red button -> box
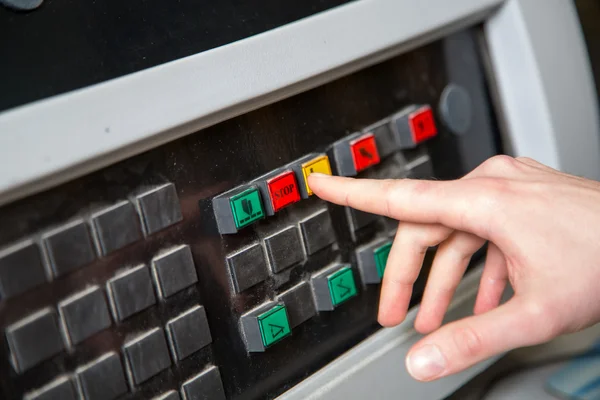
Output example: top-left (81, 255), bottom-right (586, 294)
top-left (409, 106), bottom-right (438, 143)
top-left (267, 171), bottom-right (301, 212)
top-left (350, 133), bottom-right (381, 173)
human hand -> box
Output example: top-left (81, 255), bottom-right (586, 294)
top-left (307, 155), bottom-right (600, 382)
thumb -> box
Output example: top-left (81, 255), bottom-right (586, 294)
top-left (405, 297), bottom-right (555, 381)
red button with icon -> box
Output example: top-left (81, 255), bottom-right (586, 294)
top-left (267, 171), bottom-right (301, 212)
top-left (350, 133), bottom-right (381, 173)
top-left (409, 106), bottom-right (438, 143)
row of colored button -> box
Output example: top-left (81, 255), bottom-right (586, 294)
top-left (239, 234), bottom-right (394, 353)
top-left (240, 263), bottom-right (359, 352)
top-left (212, 104), bottom-right (438, 234)
top-left (213, 152), bottom-right (332, 234)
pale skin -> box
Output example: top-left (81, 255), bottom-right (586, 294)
top-left (307, 155), bottom-right (600, 382)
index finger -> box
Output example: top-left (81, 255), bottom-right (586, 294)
top-left (307, 173), bottom-right (505, 240)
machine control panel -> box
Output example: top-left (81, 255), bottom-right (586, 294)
top-left (0, 27), bottom-right (498, 399)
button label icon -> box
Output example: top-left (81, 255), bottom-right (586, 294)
top-left (257, 304), bottom-right (291, 348)
top-left (335, 280), bottom-right (352, 299)
top-left (350, 133), bottom-right (380, 172)
top-left (241, 198), bottom-right (253, 216)
top-left (269, 324), bottom-right (285, 338)
top-left (374, 241), bottom-right (392, 279)
top-left (409, 106), bottom-right (438, 143)
top-left (327, 267), bottom-right (358, 307)
top-left (301, 155), bottom-right (332, 196)
top-left (267, 171), bottom-right (301, 212)
top-left (229, 188), bottom-right (265, 229)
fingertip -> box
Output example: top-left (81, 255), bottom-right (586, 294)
top-left (308, 172), bottom-right (331, 185)
top-left (306, 173), bottom-right (326, 192)
top-left (377, 305), bottom-right (406, 327)
top-left (377, 314), bottom-right (404, 327)
top-left (307, 173), bottom-right (340, 199)
top-left (378, 280), bottom-right (413, 327)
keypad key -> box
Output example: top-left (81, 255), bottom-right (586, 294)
top-left (152, 245), bottom-right (198, 298)
top-left (24, 376), bottom-right (77, 400)
top-left (135, 183), bottom-right (183, 236)
top-left (42, 219), bottom-right (96, 277)
top-left (240, 301), bottom-right (291, 352)
top-left (181, 366), bottom-right (226, 400)
top-left (166, 305), bottom-right (212, 361)
top-left (75, 352), bottom-right (128, 400)
top-left (276, 281), bottom-right (316, 328)
top-left (390, 105), bottom-right (438, 149)
top-left (154, 391), bottom-right (180, 400)
top-left (365, 119), bottom-right (398, 159)
top-left (356, 238), bottom-right (393, 284)
top-left (311, 263), bottom-right (358, 311)
top-left (298, 209), bottom-right (336, 255)
top-left (0, 239), bottom-right (47, 300)
top-left (253, 169), bottom-right (301, 215)
top-left (226, 244), bottom-right (268, 293)
top-left (5, 307), bottom-right (65, 373)
top-left (289, 153), bottom-right (332, 198)
top-left (345, 207), bottom-right (379, 234)
top-left (212, 185), bottom-right (265, 234)
top-left (263, 227), bottom-right (305, 273)
top-left (107, 264), bottom-right (156, 321)
top-left (91, 201), bottom-right (142, 255)
top-left (123, 328), bottom-right (172, 385)
top-left (58, 286), bottom-right (112, 346)
top-left (330, 132), bottom-right (381, 176)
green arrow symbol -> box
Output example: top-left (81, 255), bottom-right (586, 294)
top-left (269, 324), bottom-right (285, 338)
top-left (336, 279), bottom-right (351, 298)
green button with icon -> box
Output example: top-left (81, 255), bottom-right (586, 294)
top-left (257, 304), bottom-right (291, 347)
top-left (327, 266), bottom-right (358, 307)
top-left (373, 241), bottom-right (392, 279)
top-left (229, 187), bottom-right (265, 229)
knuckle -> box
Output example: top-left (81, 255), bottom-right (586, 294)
top-left (444, 232), bottom-right (481, 257)
top-left (386, 270), bottom-right (416, 289)
top-left (415, 225), bottom-right (448, 249)
top-left (407, 231), bottom-right (431, 254)
top-left (481, 155), bottom-right (518, 173)
top-left (452, 325), bottom-right (484, 359)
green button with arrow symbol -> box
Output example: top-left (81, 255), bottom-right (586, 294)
top-left (257, 304), bottom-right (291, 348)
top-left (327, 266), bottom-right (358, 307)
top-left (374, 241), bottom-right (392, 279)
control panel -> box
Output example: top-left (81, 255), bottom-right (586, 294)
top-left (0, 27), bottom-right (499, 399)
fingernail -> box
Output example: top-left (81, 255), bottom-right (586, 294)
top-left (406, 344), bottom-right (447, 381)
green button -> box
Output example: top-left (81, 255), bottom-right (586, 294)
top-left (257, 304), bottom-right (291, 347)
top-left (327, 267), bottom-right (358, 307)
top-left (374, 242), bottom-right (392, 279)
top-left (230, 187), bottom-right (265, 229)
